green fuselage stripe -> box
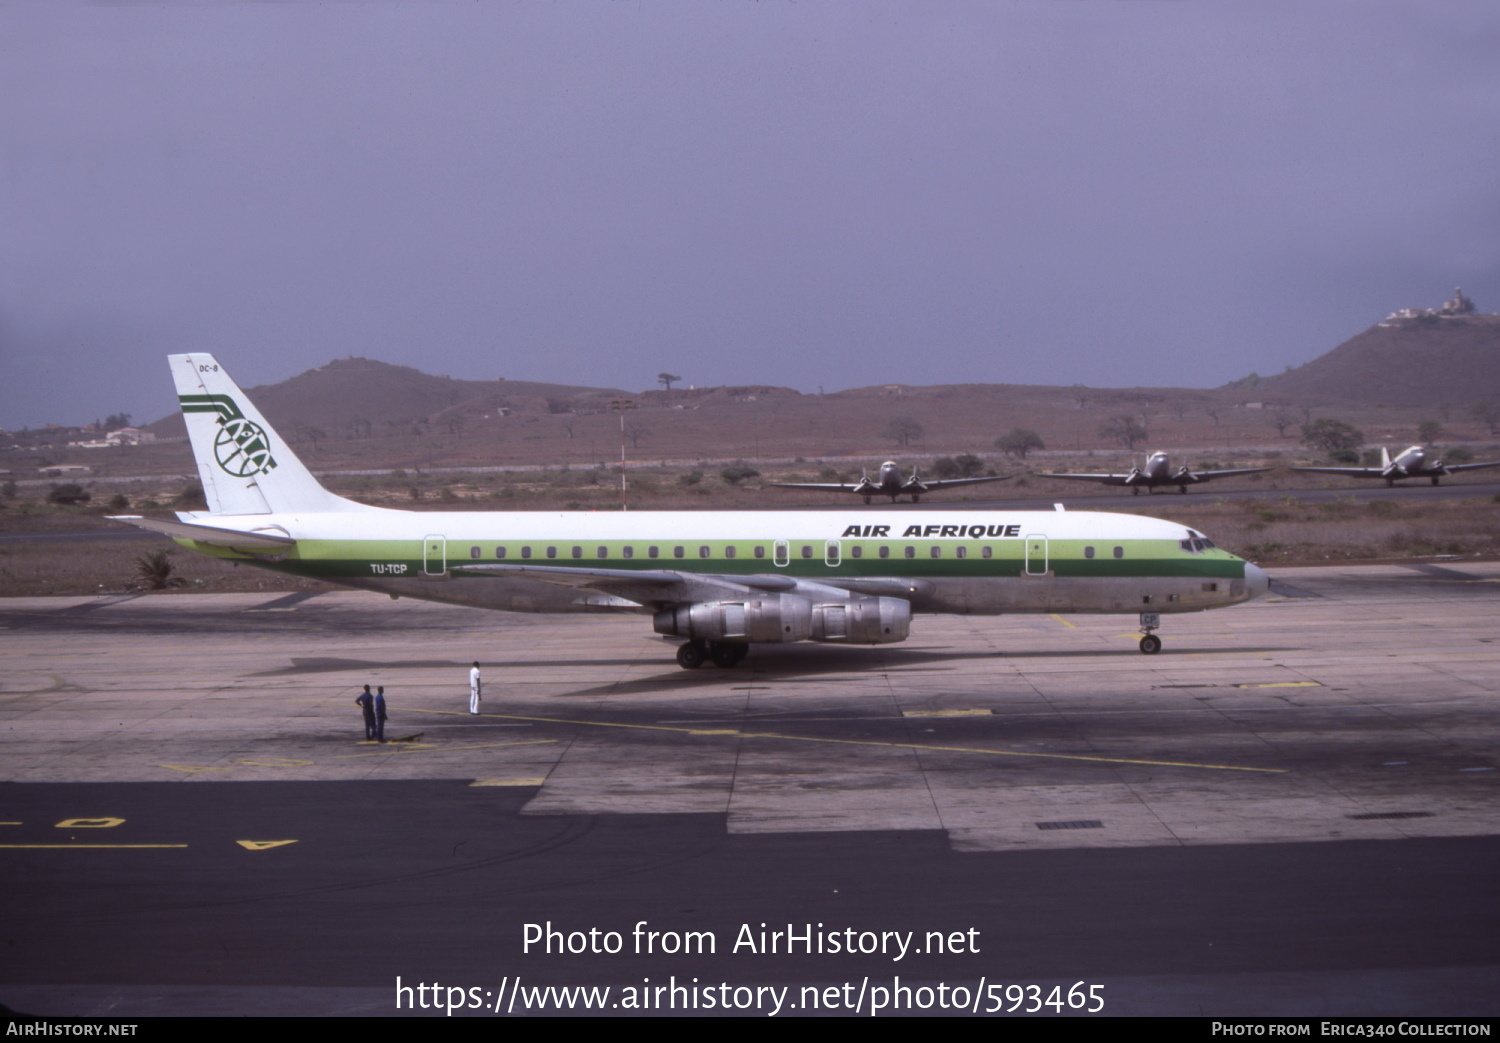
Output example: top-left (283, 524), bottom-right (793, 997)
top-left (182, 537), bottom-right (1246, 581)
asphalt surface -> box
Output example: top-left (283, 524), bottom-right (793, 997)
top-left (2, 563), bottom-right (1498, 1017)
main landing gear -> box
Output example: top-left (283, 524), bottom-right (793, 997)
top-left (676, 640), bottom-right (749, 669)
top-left (1138, 611), bottom-right (1162, 655)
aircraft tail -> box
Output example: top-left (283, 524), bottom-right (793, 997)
top-left (1381, 446), bottom-right (1391, 469)
top-left (170, 354), bottom-right (364, 515)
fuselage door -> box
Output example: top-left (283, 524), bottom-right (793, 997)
top-left (773, 539), bottom-right (790, 568)
top-left (1024, 534), bottom-right (1049, 576)
top-left (423, 535), bottom-right (447, 576)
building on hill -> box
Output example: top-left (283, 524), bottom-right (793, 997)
top-left (1385, 287), bottom-right (1479, 323)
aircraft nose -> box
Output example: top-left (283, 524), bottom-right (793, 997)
top-left (1243, 562), bottom-right (1269, 600)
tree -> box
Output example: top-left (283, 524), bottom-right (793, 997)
top-left (1301, 419), bottom-right (1363, 453)
top-left (880, 415), bottom-right (924, 447)
top-left (995, 428), bottom-right (1044, 460)
top-left (657, 373), bottom-right (681, 392)
top-left (47, 483), bottom-right (91, 505)
top-left (1417, 420), bottom-right (1443, 444)
top-left (623, 422), bottom-right (650, 448)
top-left (1271, 412), bottom-right (1296, 438)
top-left (720, 461), bottom-right (760, 486)
top-left (931, 457), bottom-right (962, 479)
top-left (134, 548), bottom-right (183, 590)
top-left (1099, 415), bottom-right (1147, 450)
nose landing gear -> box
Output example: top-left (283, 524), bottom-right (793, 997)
top-left (1138, 611), bottom-right (1162, 654)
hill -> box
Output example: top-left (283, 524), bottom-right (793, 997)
top-left (1251, 305), bottom-right (1500, 408)
top-left (146, 357), bottom-right (627, 439)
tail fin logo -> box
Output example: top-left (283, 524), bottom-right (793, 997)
top-left (180, 394), bottom-right (279, 478)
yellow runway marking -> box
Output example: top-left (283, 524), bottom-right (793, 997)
top-left (1233, 681), bottom-right (1321, 689)
top-left (237, 840), bottom-right (297, 851)
top-left (407, 708), bottom-right (1283, 774)
top-left (331, 739), bottom-right (556, 759)
top-left (902, 709), bottom-right (993, 718)
top-left (1050, 614), bottom-right (1078, 628)
top-left (160, 764), bottom-right (234, 774)
top-left (56, 817), bottom-right (124, 829)
top-left (471, 778), bottom-right (547, 787)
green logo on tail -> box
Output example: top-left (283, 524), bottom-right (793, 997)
top-left (180, 395), bottom-right (279, 478)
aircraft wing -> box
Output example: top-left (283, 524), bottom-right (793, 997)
top-left (905, 475), bottom-right (1014, 492)
top-left (1187, 467), bottom-right (1275, 481)
top-left (1287, 466), bottom-right (1387, 478)
top-left (1443, 460), bottom-right (1500, 474)
top-left (767, 482), bottom-right (864, 491)
top-left (452, 563), bottom-right (797, 606)
top-left (1043, 473), bottom-right (1133, 486)
top-left (108, 515), bottom-right (297, 552)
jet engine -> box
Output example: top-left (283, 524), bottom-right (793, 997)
top-left (654, 593), bottom-right (814, 643)
top-left (810, 596), bottom-right (911, 644)
top-left (654, 594), bottom-right (911, 645)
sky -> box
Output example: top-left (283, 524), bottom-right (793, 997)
top-left (3, 2), bottom-right (1499, 430)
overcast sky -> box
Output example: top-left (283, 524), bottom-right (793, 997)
top-left (3, 2), bottom-right (1498, 430)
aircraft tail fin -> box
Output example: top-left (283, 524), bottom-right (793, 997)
top-left (1381, 446), bottom-right (1391, 469)
top-left (170, 354), bottom-right (364, 516)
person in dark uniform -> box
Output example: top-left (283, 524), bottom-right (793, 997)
top-left (374, 686), bottom-right (388, 743)
top-left (356, 684), bottom-right (376, 740)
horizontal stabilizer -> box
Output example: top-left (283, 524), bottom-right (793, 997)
top-left (108, 516), bottom-right (296, 551)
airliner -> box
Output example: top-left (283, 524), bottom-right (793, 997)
top-left (111, 356), bottom-right (1267, 667)
top-left (1291, 445), bottom-right (1500, 487)
top-left (770, 461), bottom-right (1012, 503)
top-left (1046, 452), bottom-right (1272, 494)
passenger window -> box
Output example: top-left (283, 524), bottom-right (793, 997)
top-left (851, 546), bottom-right (862, 559)
top-left (930, 546), bottom-right (941, 559)
top-left (674, 546), bottom-right (684, 558)
top-left (904, 546), bottom-right (915, 559)
top-left (623, 546), bottom-right (634, 559)
top-left (496, 546), bottom-right (506, 559)
top-left (799, 544), bottom-right (811, 558)
top-left (879, 545), bottom-right (890, 559)
top-left (981, 546), bottom-right (992, 559)
top-left (470, 546), bottom-right (481, 559)
top-left (773, 540), bottom-right (790, 567)
top-left (570, 546), bottom-right (581, 558)
top-left (648, 546), bottom-right (659, 559)
top-left (597, 546), bottom-right (607, 558)
top-left (521, 546), bottom-right (532, 559)
top-left (955, 546), bottom-right (967, 559)
top-left (546, 546), bottom-right (557, 559)
top-left (725, 546), bottom-right (737, 559)
top-left (1084, 546), bottom-right (1095, 559)
top-left (699, 546), bottom-right (710, 558)
top-left (1113, 546), bottom-right (1124, 559)
top-left (754, 545), bottom-right (766, 559)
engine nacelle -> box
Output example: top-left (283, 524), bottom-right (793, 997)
top-left (810, 596), bottom-right (911, 644)
top-left (653, 594), bottom-right (813, 643)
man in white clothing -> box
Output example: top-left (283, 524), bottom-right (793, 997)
top-left (469, 661), bottom-right (482, 714)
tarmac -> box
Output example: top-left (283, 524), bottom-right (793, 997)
top-left (2, 562), bottom-right (1498, 1017)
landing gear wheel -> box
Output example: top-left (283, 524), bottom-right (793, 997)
top-left (676, 641), bottom-right (707, 669)
top-left (1139, 634), bottom-right (1162, 655)
top-left (710, 642), bottom-right (747, 668)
